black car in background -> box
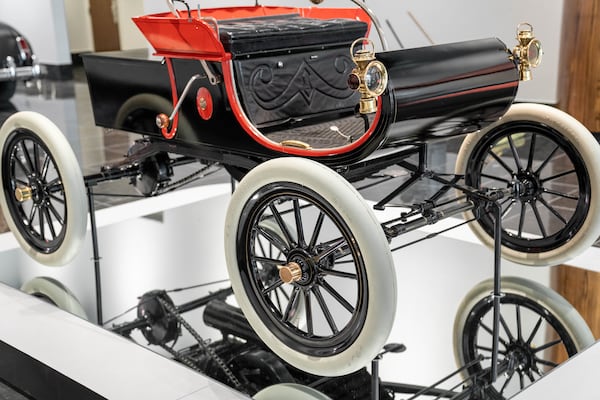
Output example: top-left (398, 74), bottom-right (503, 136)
top-left (0, 21), bottom-right (40, 102)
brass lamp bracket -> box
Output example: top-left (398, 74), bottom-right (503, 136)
top-left (512, 23), bottom-right (543, 81)
top-left (348, 38), bottom-right (388, 114)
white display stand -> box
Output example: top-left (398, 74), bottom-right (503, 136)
top-left (0, 181), bottom-right (598, 393)
top-left (511, 340), bottom-right (600, 400)
top-left (0, 281), bottom-right (249, 399)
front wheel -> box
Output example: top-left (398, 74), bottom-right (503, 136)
top-left (0, 111), bottom-right (87, 266)
top-left (453, 276), bottom-right (594, 399)
top-left (455, 103), bottom-right (600, 266)
top-left (225, 157), bottom-right (396, 376)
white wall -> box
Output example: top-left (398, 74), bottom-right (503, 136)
top-left (143, 0), bottom-right (563, 102)
top-left (64, 0), bottom-right (94, 53)
top-left (63, 0), bottom-right (146, 53)
top-left (0, 0), bottom-right (564, 100)
top-left (366, 0), bottom-right (564, 103)
top-left (0, 0), bottom-right (71, 65)
top-left (115, 0), bottom-right (146, 50)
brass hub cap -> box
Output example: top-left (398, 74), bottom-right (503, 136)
top-left (278, 261), bottom-right (303, 284)
top-left (15, 186), bottom-right (33, 202)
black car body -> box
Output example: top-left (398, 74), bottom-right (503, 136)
top-left (0, 21), bottom-right (40, 102)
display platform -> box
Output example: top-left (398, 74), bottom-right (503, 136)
top-left (511, 339), bottom-right (600, 399)
top-left (0, 281), bottom-right (249, 400)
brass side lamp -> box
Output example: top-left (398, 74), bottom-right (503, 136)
top-left (348, 38), bottom-right (388, 114)
top-left (512, 23), bottom-right (543, 81)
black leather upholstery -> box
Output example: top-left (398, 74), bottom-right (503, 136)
top-left (225, 14), bottom-right (366, 127)
top-left (218, 14), bottom-right (367, 56)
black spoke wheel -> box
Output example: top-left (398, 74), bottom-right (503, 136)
top-left (225, 157), bottom-right (396, 376)
top-left (0, 112), bottom-right (86, 266)
top-left (454, 276), bottom-right (593, 399)
top-left (456, 104), bottom-right (600, 266)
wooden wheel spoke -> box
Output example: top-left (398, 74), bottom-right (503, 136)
top-left (261, 277), bottom-right (284, 296)
top-left (526, 317), bottom-right (543, 345)
top-left (542, 188), bottom-right (579, 201)
top-left (526, 133), bottom-right (537, 170)
top-left (320, 269), bottom-right (357, 280)
top-left (534, 144), bottom-right (559, 175)
top-left (540, 168), bottom-right (576, 183)
top-left (518, 203), bottom-right (526, 237)
top-left (46, 201), bottom-right (65, 228)
top-left (42, 205), bottom-right (57, 240)
top-left (507, 134), bottom-right (523, 171)
top-left (537, 196), bottom-right (568, 224)
top-left (487, 149), bottom-right (515, 175)
top-left (320, 279), bottom-right (355, 314)
top-left (308, 211), bottom-right (325, 249)
top-left (312, 286), bottom-right (338, 334)
top-left (293, 199), bottom-right (306, 247)
top-left (314, 237), bottom-right (346, 263)
top-left (480, 172), bottom-right (511, 184)
top-left (499, 313), bottom-right (515, 342)
top-left (304, 290), bottom-right (313, 336)
top-left (20, 141), bottom-right (35, 176)
top-left (269, 204), bottom-right (295, 246)
top-left (533, 338), bottom-right (562, 353)
top-left (281, 286), bottom-right (301, 322)
top-left (515, 304), bottom-right (523, 341)
top-left (531, 202), bottom-right (548, 238)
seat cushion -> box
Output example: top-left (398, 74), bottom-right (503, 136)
top-left (218, 14), bottom-right (368, 56)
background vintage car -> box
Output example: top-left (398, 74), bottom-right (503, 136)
top-left (0, 21), bottom-right (40, 102)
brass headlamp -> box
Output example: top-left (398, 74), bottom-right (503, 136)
top-left (348, 38), bottom-right (388, 114)
top-left (512, 23), bottom-right (543, 81)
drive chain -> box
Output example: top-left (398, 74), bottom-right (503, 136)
top-left (157, 296), bottom-right (243, 391)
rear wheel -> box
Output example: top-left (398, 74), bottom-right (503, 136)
top-left (254, 383), bottom-right (332, 400)
top-left (0, 81), bottom-right (17, 102)
top-left (453, 276), bottom-right (594, 399)
top-left (455, 103), bottom-right (600, 266)
top-left (21, 276), bottom-right (87, 319)
top-left (0, 111), bottom-right (87, 266)
top-left (225, 157), bottom-right (396, 376)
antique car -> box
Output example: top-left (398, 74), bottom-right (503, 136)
top-left (0, 21), bottom-right (40, 102)
top-left (1, 0), bottom-right (599, 397)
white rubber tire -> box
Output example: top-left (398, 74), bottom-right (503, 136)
top-left (0, 111), bottom-right (87, 266)
top-left (453, 276), bottom-right (594, 369)
top-left (21, 276), bottom-right (88, 319)
top-left (455, 103), bottom-right (600, 266)
top-left (225, 157), bottom-right (396, 376)
top-left (254, 383), bottom-right (332, 400)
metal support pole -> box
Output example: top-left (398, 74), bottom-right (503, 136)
top-left (490, 201), bottom-right (503, 382)
top-left (371, 355), bottom-right (380, 400)
top-left (86, 185), bottom-right (103, 325)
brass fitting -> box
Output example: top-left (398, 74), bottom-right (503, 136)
top-left (15, 186), bottom-right (32, 202)
top-left (155, 113), bottom-right (170, 129)
top-left (348, 38), bottom-right (388, 114)
top-left (513, 23), bottom-right (543, 81)
top-left (278, 262), bottom-right (303, 284)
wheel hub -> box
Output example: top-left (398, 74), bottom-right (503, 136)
top-left (16, 175), bottom-right (50, 204)
top-left (506, 341), bottom-right (535, 372)
top-left (279, 249), bottom-right (315, 286)
top-left (278, 261), bottom-right (302, 284)
top-left (513, 170), bottom-right (541, 202)
top-left (15, 185), bottom-right (32, 202)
